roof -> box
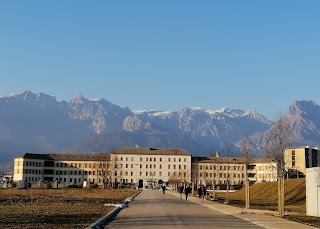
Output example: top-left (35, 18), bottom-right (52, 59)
top-left (111, 147), bottom-right (191, 156)
top-left (15, 153), bottom-right (110, 161)
top-left (198, 156), bottom-right (276, 164)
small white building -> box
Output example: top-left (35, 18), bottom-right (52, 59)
top-left (306, 167), bottom-right (320, 217)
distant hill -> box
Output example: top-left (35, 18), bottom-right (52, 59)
top-left (62, 129), bottom-right (209, 156)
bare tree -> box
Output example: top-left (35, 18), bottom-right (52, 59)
top-left (191, 161), bottom-right (199, 195)
top-left (239, 136), bottom-right (254, 209)
top-left (222, 142), bottom-right (234, 204)
top-left (265, 114), bottom-right (294, 217)
top-left (109, 155), bottom-right (121, 188)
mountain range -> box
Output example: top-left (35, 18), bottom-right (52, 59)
top-left (1, 90), bottom-right (320, 173)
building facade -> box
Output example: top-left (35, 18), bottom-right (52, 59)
top-left (196, 156), bottom-right (277, 188)
top-left (13, 148), bottom-right (192, 188)
top-left (284, 146), bottom-right (320, 177)
top-left (306, 167), bottom-right (320, 217)
top-left (13, 147), bottom-right (281, 189)
top-left (110, 148), bottom-right (192, 188)
top-left (14, 153), bottom-right (110, 187)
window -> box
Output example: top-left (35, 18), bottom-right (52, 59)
top-left (131, 157), bottom-right (134, 161)
top-left (159, 172), bottom-right (162, 176)
top-left (184, 158), bottom-right (186, 162)
top-left (184, 165), bottom-right (186, 169)
top-left (168, 158), bottom-right (171, 162)
top-left (179, 158), bottom-right (181, 162)
top-left (154, 158), bottom-right (156, 161)
top-left (150, 158), bottom-right (152, 161)
top-left (146, 172), bottom-right (148, 176)
top-left (160, 165), bottom-right (162, 169)
top-left (168, 165), bottom-right (171, 169)
top-left (146, 157), bottom-right (148, 161)
top-left (140, 157), bottom-right (143, 161)
top-left (160, 158), bottom-right (162, 162)
top-left (131, 164), bottom-right (133, 168)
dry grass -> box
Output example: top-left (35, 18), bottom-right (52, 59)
top-left (0, 188), bottom-right (140, 229)
top-left (216, 178), bottom-right (306, 212)
top-left (215, 178), bottom-right (320, 227)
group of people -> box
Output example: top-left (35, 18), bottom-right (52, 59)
top-left (164, 184), bottom-right (207, 202)
top-left (178, 184), bottom-right (192, 200)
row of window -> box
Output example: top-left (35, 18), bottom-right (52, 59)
top-left (55, 162), bottom-right (108, 169)
top-left (200, 172), bottom-right (245, 178)
top-left (119, 164), bottom-right (187, 170)
top-left (119, 156), bottom-right (187, 163)
top-left (118, 171), bottom-right (187, 177)
top-left (199, 165), bottom-right (246, 171)
top-left (199, 165), bottom-right (275, 171)
top-left (23, 176), bottom-right (99, 184)
top-left (17, 161), bottom-right (43, 167)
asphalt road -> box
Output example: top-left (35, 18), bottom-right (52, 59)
top-left (105, 189), bottom-right (263, 229)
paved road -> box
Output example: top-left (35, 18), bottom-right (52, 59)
top-left (105, 189), bottom-right (263, 229)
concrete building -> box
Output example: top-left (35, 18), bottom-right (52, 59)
top-left (196, 156), bottom-right (277, 188)
top-left (13, 147), bottom-right (281, 189)
top-left (13, 148), bottom-right (192, 188)
top-left (285, 146), bottom-right (320, 177)
top-left (306, 167), bottom-right (320, 217)
top-left (110, 147), bottom-right (192, 188)
top-left (14, 153), bottom-right (110, 187)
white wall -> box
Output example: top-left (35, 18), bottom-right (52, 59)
top-left (306, 167), bottom-right (320, 217)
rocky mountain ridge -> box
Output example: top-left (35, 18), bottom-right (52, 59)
top-left (1, 91), bottom-right (320, 173)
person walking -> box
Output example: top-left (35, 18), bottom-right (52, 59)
top-left (200, 185), bottom-right (206, 202)
top-left (185, 185), bottom-right (192, 200)
top-left (197, 186), bottom-right (202, 198)
top-left (178, 185), bottom-right (184, 199)
top-left (162, 185), bottom-right (167, 194)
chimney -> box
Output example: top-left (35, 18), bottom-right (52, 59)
top-left (215, 151), bottom-right (220, 157)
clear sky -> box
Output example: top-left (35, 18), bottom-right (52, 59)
top-left (0, 1), bottom-right (319, 120)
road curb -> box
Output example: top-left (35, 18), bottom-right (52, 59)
top-left (86, 190), bottom-right (142, 229)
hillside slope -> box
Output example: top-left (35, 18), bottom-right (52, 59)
top-left (217, 178), bottom-right (306, 212)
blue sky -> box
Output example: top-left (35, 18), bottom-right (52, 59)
top-left (0, 1), bottom-right (319, 120)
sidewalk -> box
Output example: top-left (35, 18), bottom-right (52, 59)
top-left (168, 190), bottom-right (316, 229)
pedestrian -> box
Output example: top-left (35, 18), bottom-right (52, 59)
top-left (197, 186), bottom-right (202, 198)
top-left (162, 185), bottom-right (167, 194)
top-left (200, 185), bottom-right (206, 202)
top-left (185, 185), bottom-right (192, 200)
top-left (178, 185), bottom-right (184, 199)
